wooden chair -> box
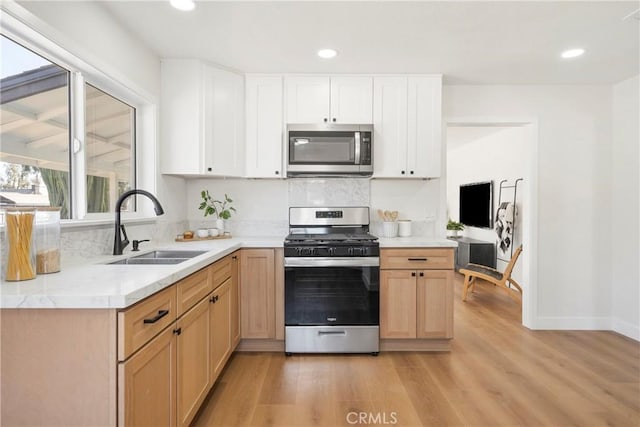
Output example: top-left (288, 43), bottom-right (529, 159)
top-left (460, 245), bottom-right (523, 302)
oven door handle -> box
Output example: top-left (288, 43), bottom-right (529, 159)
top-left (284, 257), bottom-right (380, 267)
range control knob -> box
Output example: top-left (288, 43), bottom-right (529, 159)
top-left (328, 247), bottom-right (336, 256)
top-left (301, 247), bottom-right (317, 256)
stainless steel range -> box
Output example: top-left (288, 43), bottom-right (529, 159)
top-left (284, 206), bottom-right (380, 355)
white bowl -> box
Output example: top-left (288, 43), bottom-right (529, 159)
top-left (208, 228), bottom-right (219, 237)
top-left (196, 229), bottom-right (209, 238)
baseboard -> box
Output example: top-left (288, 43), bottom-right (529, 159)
top-left (236, 339), bottom-right (284, 352)
top-left (380, 339), bottom-right (451, 352)
top-left (530, 316), bottom-right (639, 342)
top-left (533, 316), bottom-right (612, 330)
top-left (236, 339), bottom-right (454, 352)
top-left (612, 318), bottom-right (640, 341)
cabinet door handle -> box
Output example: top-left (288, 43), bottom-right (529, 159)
top-left (275, 171), bottom-right (279, 175)
top-left (324, 118), bottom-right (328, 122)
top-left (143, 309), bottom-right (169, 324)
top-left (419, 272), bottom-right (424, 277)
top-left (210, 295), bottom-right (219, 303)
top-left (207, 167), bottom-right (212, 172)
top-left (408, 258), bottom-right (428, 262)
top-left (332, 118), bottom-right (336, 122)
top-left (173, 327), bottom-right (182, 336)
top-left (411, 272), bottom-right (416, 277)
top-left (410, 171), bottom-right (414, 175)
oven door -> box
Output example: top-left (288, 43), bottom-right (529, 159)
top-left (284, 257), bottom-right (380, 327)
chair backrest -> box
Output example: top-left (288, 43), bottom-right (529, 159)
top-left (502, 245), bottom-right (523, 279)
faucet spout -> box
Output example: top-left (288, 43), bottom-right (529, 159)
top-left (113, 189), bottom-right (164, 255)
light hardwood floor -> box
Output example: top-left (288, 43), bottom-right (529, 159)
top-left (193, 274), bottom-right (640, 426)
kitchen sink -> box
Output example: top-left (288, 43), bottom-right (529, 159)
top-left (108, 250), bottom-right (207, 265)
top-left (132, 250), bottom-right (207, 259)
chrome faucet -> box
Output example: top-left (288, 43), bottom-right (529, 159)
top-left (113, 189), bottom-right (164, 255)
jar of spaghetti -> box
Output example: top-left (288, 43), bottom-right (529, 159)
top-left (2, 208), bottom-right (37, 281)
top-left (35, 207), bottom-right (61, 274)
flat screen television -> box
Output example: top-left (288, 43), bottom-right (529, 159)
top-left (459, 181), bottom-right (493, 228)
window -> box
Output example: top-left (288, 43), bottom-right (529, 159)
top-left (84, 83), bottom-right (135, 214)
top-left (0, 35), bottom-right (71, 217)
top-left (1, 33), bottom-right (139, 220)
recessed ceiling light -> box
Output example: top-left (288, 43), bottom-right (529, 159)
top-left (170, 0), bottom-right (195, 11)
top-left (561, 48), bottom-right (585, 59)
top-left (317, 49), bottom-right (337, 59)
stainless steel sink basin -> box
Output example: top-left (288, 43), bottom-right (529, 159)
top-left (132, 250), bottom-right (207, 259)
top-left (109, 258), bottom-right (190, 265)
top-left (107, 250), bottom-right (207, 265)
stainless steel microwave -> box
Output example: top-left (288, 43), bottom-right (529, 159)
top-left (286, 124), bottom-right (373, 177)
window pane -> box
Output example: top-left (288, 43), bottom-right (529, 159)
top-left (0, 35), bottom-right (71, 218)
top-left (84, 83), bottom-right (135, 213)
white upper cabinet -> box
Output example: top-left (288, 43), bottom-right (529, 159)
top-left (208, 66), bottom-right (245, 176)
top-left (329, 76), bottom-right (374, 124)
top-left (161, 59), bottom-right (244, 176)
top-left (285, 75), bottom-right (373, 124)
top-left (245, 75), bottom-right (284, 178)
top-left (373, 75), bottom-right (442, 178)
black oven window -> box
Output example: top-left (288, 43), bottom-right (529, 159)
top-left (285, 266), bottom-right (379, 326)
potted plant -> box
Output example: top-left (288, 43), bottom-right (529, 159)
top-left (446, 219), bottom-right (464, 237)
top-left (199, 190), bottom-right (236, 233)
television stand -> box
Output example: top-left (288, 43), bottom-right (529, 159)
top-left (447, 237), bottom-right (496, 271)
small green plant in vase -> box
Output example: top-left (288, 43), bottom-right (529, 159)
top-left (199, 190), bottom-right (236, 233)
top-left (446, 219), bottom-right (464, 237)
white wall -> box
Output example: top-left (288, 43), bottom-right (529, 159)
top-left (446, 126), bottom-right (526, 283)
top-left (444, 85), bottom-right (613, 330)
top-left (611, 75), bottom-right (640, 340)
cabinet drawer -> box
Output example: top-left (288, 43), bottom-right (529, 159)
top-left (211, 255), bottom-right (232, 289)
top-left (118, 286), bottom-right (177, 361)
top-left (176, 267), bottom-right (212, 316)
top-left (381, 248), bottom-right (454, 270)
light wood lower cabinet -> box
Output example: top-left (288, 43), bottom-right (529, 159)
top-left (240, 249), bottom-right (275, 339)
top-left (417, 270), bottom-right (454, 338)
top-left (118, 324), bottom-right (177, 427)
top-left (176, 296), bottom-right (211, 427)
top-left (1, 249), bottom-right (247, 426)
top-left (210, 278), bottom-right (232, 382)
top-left (380, 248), bottom-right (454, 344)
top-left (120, 251), bottom-right (239, 427)
top-left (230, 253), bottom-right (241, 347)
top-left (380, 270), bottom-right (417, 339)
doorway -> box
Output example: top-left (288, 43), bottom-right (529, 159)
top-left (444, 120), bottom-right (538, 328)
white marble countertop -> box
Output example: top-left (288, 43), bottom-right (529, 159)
top-left (377, 236), bottom-right (458, 248)
top-left (0, 235), bottom-right (454, 310)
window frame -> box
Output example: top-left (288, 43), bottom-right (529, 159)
top-left (1, 10), bottom-right (157, 225)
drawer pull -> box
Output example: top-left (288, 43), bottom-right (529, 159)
top-left (408, 258), bottom-right (428, 261)
top-left (143, 309), bottom-right (169, 324)
top-left (318, 330), bottom-right (346, 335)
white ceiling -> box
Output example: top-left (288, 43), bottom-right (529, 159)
top-left (97, 0), bottom-right (640, 85)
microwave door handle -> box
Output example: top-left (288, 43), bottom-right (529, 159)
top-left (354, 132), bottom-right (361, 164)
